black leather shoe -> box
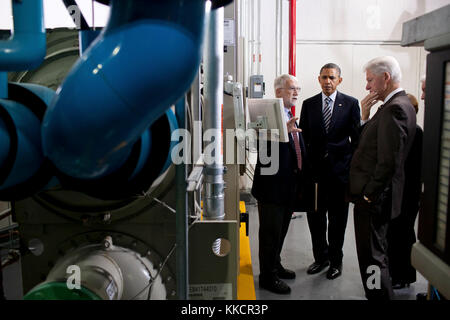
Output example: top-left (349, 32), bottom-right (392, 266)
top-left (277, 267), bottom-right (296, 279)
top-left (307, 260), bottom-right (330, 274)
top-left (259, 277), bottom-right (291, 294)
top-left (326, 265), bottom-right (342, 280)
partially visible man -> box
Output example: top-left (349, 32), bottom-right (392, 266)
top-left (251, 74), bottom-right (307, 294)
top-left (421, 76), bottom-right (426, 100)
top-left (300, 63), bottom-right (360, 280)
top-left (349, 56), bottom-right (417, 300)
top-left (387, 92), bottom-right (423, 289)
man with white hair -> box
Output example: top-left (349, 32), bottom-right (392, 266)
top-left (349, 56), bottom-right (417, 300)
top-left (251, 74), bottom-right (307, 294)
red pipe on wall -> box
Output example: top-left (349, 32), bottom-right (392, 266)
top-left (289, 0), bottom-right (296, 116)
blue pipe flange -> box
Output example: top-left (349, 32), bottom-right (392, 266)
top-left (0, 83), bottom-right (55, 200)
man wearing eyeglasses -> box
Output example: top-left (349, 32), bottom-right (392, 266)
top-left (251, 74), bottom-right (307, 294)
top-left (299, 63), bottom-right (361, 280)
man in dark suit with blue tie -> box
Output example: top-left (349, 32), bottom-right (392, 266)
top-left (251, 74), bottom-right (307, 294)
top-left (300, 63), bottom-right (361, 280)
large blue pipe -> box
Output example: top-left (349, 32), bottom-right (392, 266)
top-left (0, 0), bottom-right (46, 70)
top-left (42, 0), bottom-right (206, 180)
top-left (0, 83), bottom-right (55, 198)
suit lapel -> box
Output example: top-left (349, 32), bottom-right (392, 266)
top-left (328, 91), bottom-right (342, 133)
top-left (311, 93), bottom-right (327, 135)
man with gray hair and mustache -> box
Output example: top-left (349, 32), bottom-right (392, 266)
top-left (349, 56), bottom-right (417, 300)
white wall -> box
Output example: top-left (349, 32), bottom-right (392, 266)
top-left (0, 0), bottom-right (109, 29)
top-left (247, 0), bottom-right (450, 127)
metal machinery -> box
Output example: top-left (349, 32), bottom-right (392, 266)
top-left (0, 0), bottom-right (241, 300)
top-left (401, 4), bottom-right (450, 299)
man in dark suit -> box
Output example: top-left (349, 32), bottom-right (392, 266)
top-left (251, 74), bottom-right (307, 294)
top-left (386, 92), bottom-right (423, 289)
top-left (349, 56), bottom-right (417, 300)
top-left (299, 63), bottom-right (361, 280)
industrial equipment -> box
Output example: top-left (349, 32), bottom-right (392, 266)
top-left (401, 4), bottom-right (450, 299)
top-left (0, 0), bottom-right (238, 300)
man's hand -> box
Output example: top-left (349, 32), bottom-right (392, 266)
top-left (287, 117), bottom-right (302, 133)
top-left (361, 92), bottom-right (379, 121)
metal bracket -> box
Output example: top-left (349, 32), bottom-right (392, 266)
top-left (248, 115), bottom-right (268, 130)
top-left (186, 163), bottom-right (204, 193)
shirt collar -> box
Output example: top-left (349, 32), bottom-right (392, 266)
top-left (322, 90), bottom-right (338, 103)
top-left (383, 87), bottom-right (403, 104)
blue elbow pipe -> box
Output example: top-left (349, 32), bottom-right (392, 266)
top-left (0, 83), bottom-right (55, 200)
top-left (55, 108), bottom-right (179, 200)
top-left (0, 0), bottom-right (46, 71)
top-left (129, 108), bottom-right (178, 181)
top-left (42, 0), bottom-right (205, 180)
top-left (0, 100), bottom-right (43, 188)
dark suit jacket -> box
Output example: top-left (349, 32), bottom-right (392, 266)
top-left (299, 91), bottom-right (361, 184)
top-left (401, 125), bottom-right (423, 217)
top-left (251, 122), bottom-right (311, 211)
top-left (349, 90), bottom-right (417, 219)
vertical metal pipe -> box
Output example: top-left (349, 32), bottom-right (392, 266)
top-left (289, 0), bottom-right (296, 77)
top-left (256, 0), bottom-right (262, 75)
top-left (175, 96), bottom-right (188, 300)
top-left (203, 6), bottom-right (225, 221)
top-left (0, 0), bottom-right (46, 70)
top-left (289, 0), bottom-right (296, 116)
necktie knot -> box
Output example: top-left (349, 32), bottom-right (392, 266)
top-left (325, 97), bottom-right (332, 105)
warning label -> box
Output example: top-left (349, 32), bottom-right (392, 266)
top-left (188, 283), bottom-right (232, 300)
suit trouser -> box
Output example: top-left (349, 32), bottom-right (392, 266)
top-left (258, 202), bottom-right (293, 280)
top-left (306, 171), bottom-right (349, 267)
top-left (0, 266), bottom-right (4, 300)
top-left (387, 205), bottom-right (419, 284)
top-left (353, 190), bottom-right (394, 300)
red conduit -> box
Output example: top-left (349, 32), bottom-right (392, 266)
top-left (289, 0), bottom-right (296, 116)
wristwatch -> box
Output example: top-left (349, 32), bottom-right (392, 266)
top-left (363, 195), bottom-right (371, 203)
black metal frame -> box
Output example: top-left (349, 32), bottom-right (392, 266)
top-left (419, 48), bottom-right (450, 265)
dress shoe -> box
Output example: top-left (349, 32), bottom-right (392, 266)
top-left (259, 277), bottom-right (291, 295)
top-left (307, 260), bottom-right (330, 274)
top-left (277, 267), bottom-right (296, 279)
top-left (326, 265), bottom-right (342, 280)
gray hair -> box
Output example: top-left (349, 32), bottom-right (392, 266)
top-left (274, 74), bottom-right (298, 92)
top-left (363, 56), bottom-right (402, 84)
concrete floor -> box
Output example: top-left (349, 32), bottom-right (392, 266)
top-left (246, 200), bottom-right (428, 300)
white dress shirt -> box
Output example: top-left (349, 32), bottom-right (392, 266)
top-left (322, 91), bottom-right (338, 115)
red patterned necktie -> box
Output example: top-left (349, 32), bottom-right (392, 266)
top-left (288, 111), bottom-right (302, 170)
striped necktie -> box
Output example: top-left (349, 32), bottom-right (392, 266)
top-left (288, 111), bottom-right (302, 170)
top-left (323, 96), bottom-right (332, 133)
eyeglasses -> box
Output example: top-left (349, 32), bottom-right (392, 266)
top-left (285, 86), bottom-right (301, 93)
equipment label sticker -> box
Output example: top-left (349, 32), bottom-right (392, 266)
top-left (189, 283), bottom-right (232, 300)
